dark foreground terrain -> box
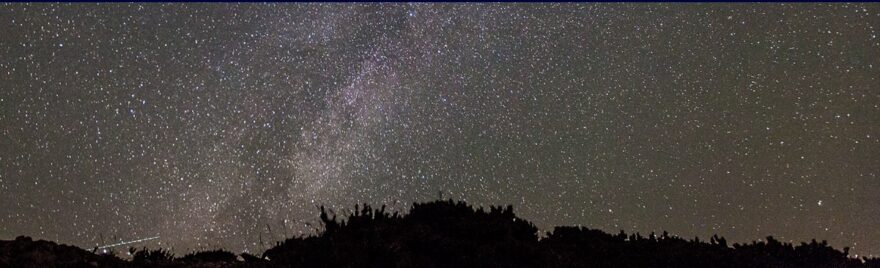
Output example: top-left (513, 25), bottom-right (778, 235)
top-left (2, 200), bottom-right (878, 268)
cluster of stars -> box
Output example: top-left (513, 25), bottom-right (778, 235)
top-left (0, 3), bottom-right (878, 256)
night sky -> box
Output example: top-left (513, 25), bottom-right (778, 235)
top-left (1, 4), bottom-right (878, 256)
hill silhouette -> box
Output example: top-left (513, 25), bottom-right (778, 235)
top-left (2, 199), bottom-right (878, 267)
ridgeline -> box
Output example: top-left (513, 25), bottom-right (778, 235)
top-left (2, 199), bottom-right (877, 268)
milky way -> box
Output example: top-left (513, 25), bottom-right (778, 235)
top-left (1, 4), bottom-right (878, 256)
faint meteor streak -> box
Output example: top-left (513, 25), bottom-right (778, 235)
top-left (97, 236), bottom-right (160, 249)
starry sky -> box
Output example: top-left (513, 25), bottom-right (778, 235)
top-left (1, 3), bottom-right (878, 256)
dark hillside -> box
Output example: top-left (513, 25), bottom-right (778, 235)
top-left (2, 200), bottom-right (878, 268)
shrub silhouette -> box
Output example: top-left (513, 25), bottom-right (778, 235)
top-left (265, 200), bottom-right (540, 267)
top-left (130, 247), bottom-right (174, 265)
